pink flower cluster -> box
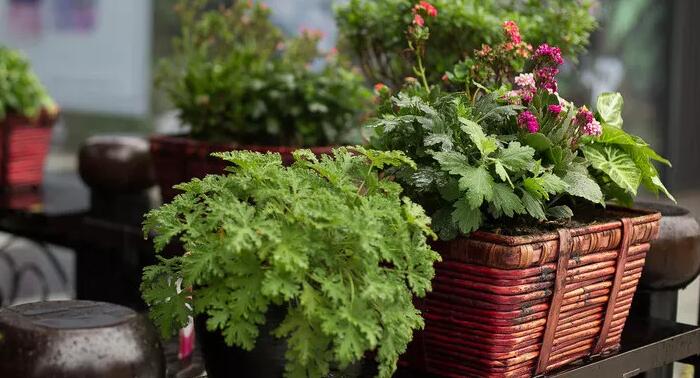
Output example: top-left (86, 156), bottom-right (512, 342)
top-left (503, 20), bottom-right (522, 44)
top-left (412, 1), bottom-right (437, 26)
top-left (517, 110), bottom-right (539, 133)
top-left (574, 106), bottom-right (602, 136)
top-left (532, 44), bottom-right (563, 93)
top-left (548, 104), bottom-right (562, 115)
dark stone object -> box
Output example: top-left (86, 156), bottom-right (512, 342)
top-left (636, 202), bottom-right (700, 290)
top-left (0, 300), bottom-right (164, 377)
top-left (78, 135), bottom-right (155, 193)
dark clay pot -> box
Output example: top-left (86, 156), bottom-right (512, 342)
top-left (0, 300), bottom-right (164, 378)
top-left (78, 135), bottom-right (155, 193)
top-left (636, 202), bottom-right (700, 290)
top-left (196, 307), bottom-right (369, 378)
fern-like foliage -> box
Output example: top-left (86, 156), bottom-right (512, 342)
top-left (141, 147), bottom-right (440, 378)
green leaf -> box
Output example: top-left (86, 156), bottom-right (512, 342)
top-left (494, 142), bottom-right (535, 172)
top-left (457, 165), bottom-right (495, 208)
top-left (563, 171), bottom-right (604, 205)
top-left (523, 173), bottom-right (568, 200)
top-left (581, 145), bottom-right (641, 195)
top-left (431, 151), bottom-right (471, 176)
top-left (452, 197), bottom-right (483, 234)
top-left (523, 133), bottom-right (553, 152)
top-left (546, 205), bottom-right (574, 219)
top-left (459, 118), bottom-right (498, 157)
top-left (494, 161), bottom-right (512, 186)
top-left (490, 183), bottom-right (526, 218)
top-left (596, 92), bottom-right (624, 128)
top-left (522, 191), bottom-right (546, 220)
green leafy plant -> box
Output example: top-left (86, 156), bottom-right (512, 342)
top-left (368, 12), bottom-right (672, 240)
top-left (0, 46), bottom-right (57, 121)
top-left (335, 0), bottom-right (597, 86)
top-left (141, 147), bottom-right (440, 378)
top-left (159, 0), bottom-right (372, 146)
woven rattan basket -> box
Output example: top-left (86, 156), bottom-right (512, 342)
top-left (406, 206), bottom-right (661, 377)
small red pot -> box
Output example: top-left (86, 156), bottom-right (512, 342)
top-left (149, 134), bottom-right (333, 202)
top-left (0, 109), bottom-right (57, 191)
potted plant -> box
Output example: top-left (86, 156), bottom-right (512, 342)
top-left (366, 5), bottom-right (672, 376)
top-left (335, 0), bottom-right (597, 87)
top-left (0, 46), bottom-right (59, 191)
top-left (140, 147), bottom-right (441, 377)
top-left (152, 0), bottom-right (372, 201)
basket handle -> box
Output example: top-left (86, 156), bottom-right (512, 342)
top-left (592, 217), bottom-right (633, 355)
top-left (535, 228), bottom-right (572, 374)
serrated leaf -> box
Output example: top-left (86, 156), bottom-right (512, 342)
top-left (458, 118), bottom-right (498, 157)
top-left (431, 151), bottom-right (471, 176)
top-left (522, 191), bottom-right (546, 220)
top-left (494, 161), bottom-right (512, 186)
top-left (495, 141), bottom-right (535, 171)
top-left (563, 170), bottom-right (604, 205)
top-left (452, 197), bottom-right (483, 234)
top-left (596, 92), bottom-right (624, 128)
top-left (581, 145), bottom-right (641, 195)
top-left (424, 132), bottom-right (453, 151)
top-left (490, 183), bottom-right (526, 218)
top-left (546, 205), bottom-right (574, 219)
top-left (456, 165), bottom-right (494, 208)
top-left (523, 173), bottom-right (568, 200)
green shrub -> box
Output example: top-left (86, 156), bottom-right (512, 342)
top-left (0, 46), bottom-right (57, 121)
top-left (336, 0), bottom-right (597, 86)
top-left (159, 0), bottom-right (372, 146)
top-left (141, 147), bottom-right (440, 378)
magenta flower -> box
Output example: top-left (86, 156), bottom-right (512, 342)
top-left (535, 66), bottom-right (559, 92)
top-left (518, 111), bottom-right (539, 133)
top-left (534, 44), bottom-right (564, 66)
top-left (574, 106), bottom-right (602, 136)
top-left (548, 104), bottom-right (562, 115)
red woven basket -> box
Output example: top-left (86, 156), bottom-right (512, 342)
top-left (0, 110), bottom-right (55, 191)
top-left (405, 206), bottom-right (661, 377)
top-left (149, 134), bottom-right (333, 202)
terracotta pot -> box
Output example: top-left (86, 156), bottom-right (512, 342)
top-left (404, 207), bottom-right (661, 377)
top-left (635, 202), bottom-right (700, 290)
top-left (0, 109), bottom-right (57, 191)
top-left (149, 134), bottom-right (333, 202)
top-left (0, 300), bottom-right (164, 378)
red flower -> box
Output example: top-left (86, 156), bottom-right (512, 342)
top-left (413, 14), bottom-right (425, 27)
top-left (441, 73), bottom-right (449, 82)
top-left (374, 83), bottom-right (387, 92)
top-left (418, 1), bottom-right (438, 17)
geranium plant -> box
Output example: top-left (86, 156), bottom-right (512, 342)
top-left (0, 46), bottom-right (57, 121)
top-left (368, 5), bottom-right (672, 240)
top-left (335, 0), bottom-right (597, 86)
top-left (158, 0), bottom-right (371, 146)
top-left (141, 147), bottom-right (440, 377)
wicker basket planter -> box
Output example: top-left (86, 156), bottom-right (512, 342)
top-left (149, 134), bottom-right (332, 202)
top-left (0, 110), bottom-right (56, 191)
top-left (406, 207), bottom-right (661, 377)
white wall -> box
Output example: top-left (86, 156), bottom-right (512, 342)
top-left (0, 0), bottom-right (152, 116)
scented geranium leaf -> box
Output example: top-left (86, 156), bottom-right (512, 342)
top-left (494, 161), bottom-right (512, 186)
top-left (353, 146), bottom-right (416, 170)
top-left (457, 165), bottom-right (495, 208)
top-left (437, 177), bottom-right (461, 201)
top-left (431, 151), bottom-right (471, 176)
top-left (581, 144), bottom-right (641, 195)
top-left (563, 170), bottom-right (605, 205)
top-left (459, 118), bottom-right (498, 157)
top-left (490, 183), bottom-right (526, 218)
top-left (452, 197), bottom-right (483, 234)
top-left (596, 92), bottom-right (624, 128)
top-left (546, 205), bottom-right (574, 219)
top-left (522, 191), bottom-right (546, 220)
top-left (494, 141), bottom-right (535, 172)
top-left (523, 173), bottom-right (568, 200)
top-left (424, 132), bottom-right (454, 151)
top-left (366, 114), bottom-right (417, 132)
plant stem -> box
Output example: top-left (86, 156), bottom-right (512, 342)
top-left (416, 54), bottom-right (430, 93)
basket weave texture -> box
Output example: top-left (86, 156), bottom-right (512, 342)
top-left (149, 135), bottom-right (332, 202)
top-left (407, 207), bottom-right (661, 377)
top-left (0, 112), bottom-right (54, 191)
